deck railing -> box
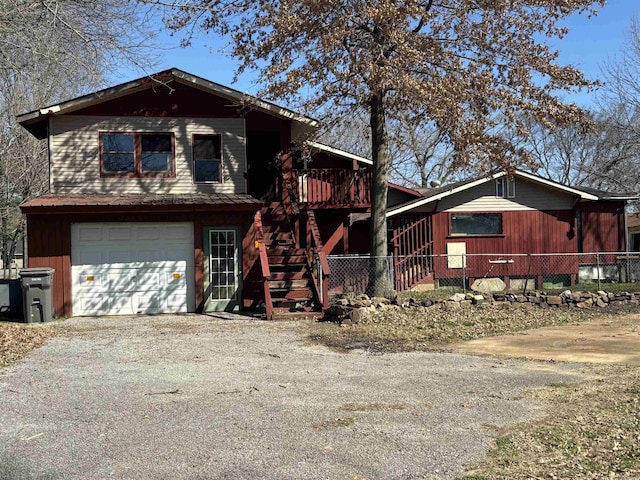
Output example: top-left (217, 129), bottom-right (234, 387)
top-left (289, 168), bottom-right (372, 207)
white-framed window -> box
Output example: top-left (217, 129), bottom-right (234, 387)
top-left (496, 177), bottom-right (515, 198)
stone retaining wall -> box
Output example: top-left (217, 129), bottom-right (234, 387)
top-left (324, 290), bottom-right (640, 324)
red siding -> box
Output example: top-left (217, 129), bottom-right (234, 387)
top-left (26, 209), bottom-right (259, 317)
top-left (430, 206), bottom-right (627, 282)
top-left (73, 81), bottom-right (293, 151)
top-left (431, 210), bottom-right (578, 255)
top-left (581, 201), bottom-right (626, 252)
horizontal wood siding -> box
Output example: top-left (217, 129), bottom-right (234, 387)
top-left (50, 116), bottom-right (246, 195)
top-left (581, 201), bottom-right (625, 252)
top-left (26, 209), bottom-right (259, 317)
top-left (438, 177), bottom-right (575, 212)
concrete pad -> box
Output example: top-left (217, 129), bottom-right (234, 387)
top-left (449, 314), bottom-right (640, 365)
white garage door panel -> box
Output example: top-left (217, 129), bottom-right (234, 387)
top-left (71, 223), bottom-right (194, 316)
top-left (77, 295), bottom-right (111, 316)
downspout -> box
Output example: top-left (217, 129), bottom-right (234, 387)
top-left (624, 200), bottom-right (629, 253)
top-left (623, 201), bottom-right (630, 283)
top-left (48, 117), bottom-right (52, 192)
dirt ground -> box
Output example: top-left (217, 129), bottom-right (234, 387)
top-left (448, 313), bottom-right (640, 364)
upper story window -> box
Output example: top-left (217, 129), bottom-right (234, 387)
top-left (193, 134), bottom-right (222, 183)
top-left (451, 213), bottom-right (503, 235)
top-left (496, 176), bottom-right (515, 198)
top-left (100, 132), bottom-right (175, 177)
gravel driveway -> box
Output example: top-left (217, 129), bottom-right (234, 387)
top-left (0, 314), bottom-right (584, 480)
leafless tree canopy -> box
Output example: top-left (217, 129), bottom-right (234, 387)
top-left (0, 0), bottom-right (160, 272)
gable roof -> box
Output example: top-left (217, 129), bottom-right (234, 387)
top-left (387, 169), bottom-right (637, 218)
top-left (17, 68), bottom-right (319, 139)
top-left (305, 141), bottom-right (373, 166)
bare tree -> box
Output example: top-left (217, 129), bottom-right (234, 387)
top-left (513, 16), bottom-right (640, 196)
top-left (0, 0), bottom-right (160, 273)
top-left (516, 110), bottom-right (639, 193)
top-left (320, 111), bottom-right (457, 188)
top-left (153, 0), bottom-right (604, 295)
top-left (593, 16), bottom-right (640, 195)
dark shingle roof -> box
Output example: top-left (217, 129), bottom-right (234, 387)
top-left (568, 185), bottom-right (637, 200)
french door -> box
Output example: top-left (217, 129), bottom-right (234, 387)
top-left (204, 227), bottom-right (241, 311)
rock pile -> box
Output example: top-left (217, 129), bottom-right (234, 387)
top-left (323, 290), bottom-right (640, 324)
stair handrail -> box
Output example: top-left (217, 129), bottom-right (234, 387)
top-left (304, 210), bottom-right (330, 308)
top-left (391, 214), bottom-right (433, 291)
top-left (254, 210), bottom-right (273, 320)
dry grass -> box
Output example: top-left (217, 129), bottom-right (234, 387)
top-left (459, 365), bottom-right (640, 479)
top-left (306, 303), bottom-right (617, 353)
top-left (0, 321), bottom-right (56, 367)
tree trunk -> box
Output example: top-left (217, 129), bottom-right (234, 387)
top-left (367, 89), bottom-right (393, 297)
top-left (1, 215), bottom-right (7, 278)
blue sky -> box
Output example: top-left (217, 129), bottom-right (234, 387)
top-left (120, 2), bottom-right (639, 109)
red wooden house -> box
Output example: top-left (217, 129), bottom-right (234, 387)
top-left (381, 170), bottom-right (635, 291)
top-left (17, 69), bottom-right (635, 318)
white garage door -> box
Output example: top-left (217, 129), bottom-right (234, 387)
top-left (71, 222), bottom-right (195, 316)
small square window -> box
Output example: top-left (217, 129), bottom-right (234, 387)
top-left (193, 135), bottom-right (222, 183)
top-left (141, 134), bottom-right (173, 173)
top-left (102, 134), bottom-right (135, 174)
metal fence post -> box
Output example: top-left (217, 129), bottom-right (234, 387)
top-left (462, 254), bottom-right (467, 294)
top-left (596, 252), bottom-right (601, 291)
top-left (316, 255), bottom-right (323, 304)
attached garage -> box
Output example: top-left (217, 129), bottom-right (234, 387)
top-left (71, 222), bottom-right (195, 316)
top-left (21, 193), bottom-right (262, 317)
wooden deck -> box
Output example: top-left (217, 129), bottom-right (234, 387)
top-left (287, 168), bottom-right (372, 209)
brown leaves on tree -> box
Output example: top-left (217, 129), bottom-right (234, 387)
top-left (156, 0), bottom-right (603, 171)
top-left (151, 0), bottom-right (605, 294)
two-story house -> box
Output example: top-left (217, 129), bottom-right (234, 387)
top-left (18, 69), bottom-right (421, 318)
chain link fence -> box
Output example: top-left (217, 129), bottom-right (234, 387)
top-left (327, 252), bottom-right (640, 296)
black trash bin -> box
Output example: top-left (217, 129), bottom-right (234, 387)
top-left (19, 268), bottom-right (55, 323)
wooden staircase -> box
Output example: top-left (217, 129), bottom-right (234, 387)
top-left (255, 204), bottom-right (328, 318)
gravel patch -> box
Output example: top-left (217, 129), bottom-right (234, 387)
top-left (0, 314), bottom-right (585, 480)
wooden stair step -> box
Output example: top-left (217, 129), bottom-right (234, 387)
top-left (265, 232), bottom-right (295, 239)
top-left (267, 240), bottom-right (296, 247)
top-left (270, 289), bottom-right (314, 300)
top-left (262, 218), bottom-right (288, 224)
top-left (269, 271), bottom-right (307, 280)
top-left (268, 279), bottom-right (310, 289)
top-left (268, 255), bottom-right (308, 264)
top-left (267, 247), bottom-right (306, 256)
